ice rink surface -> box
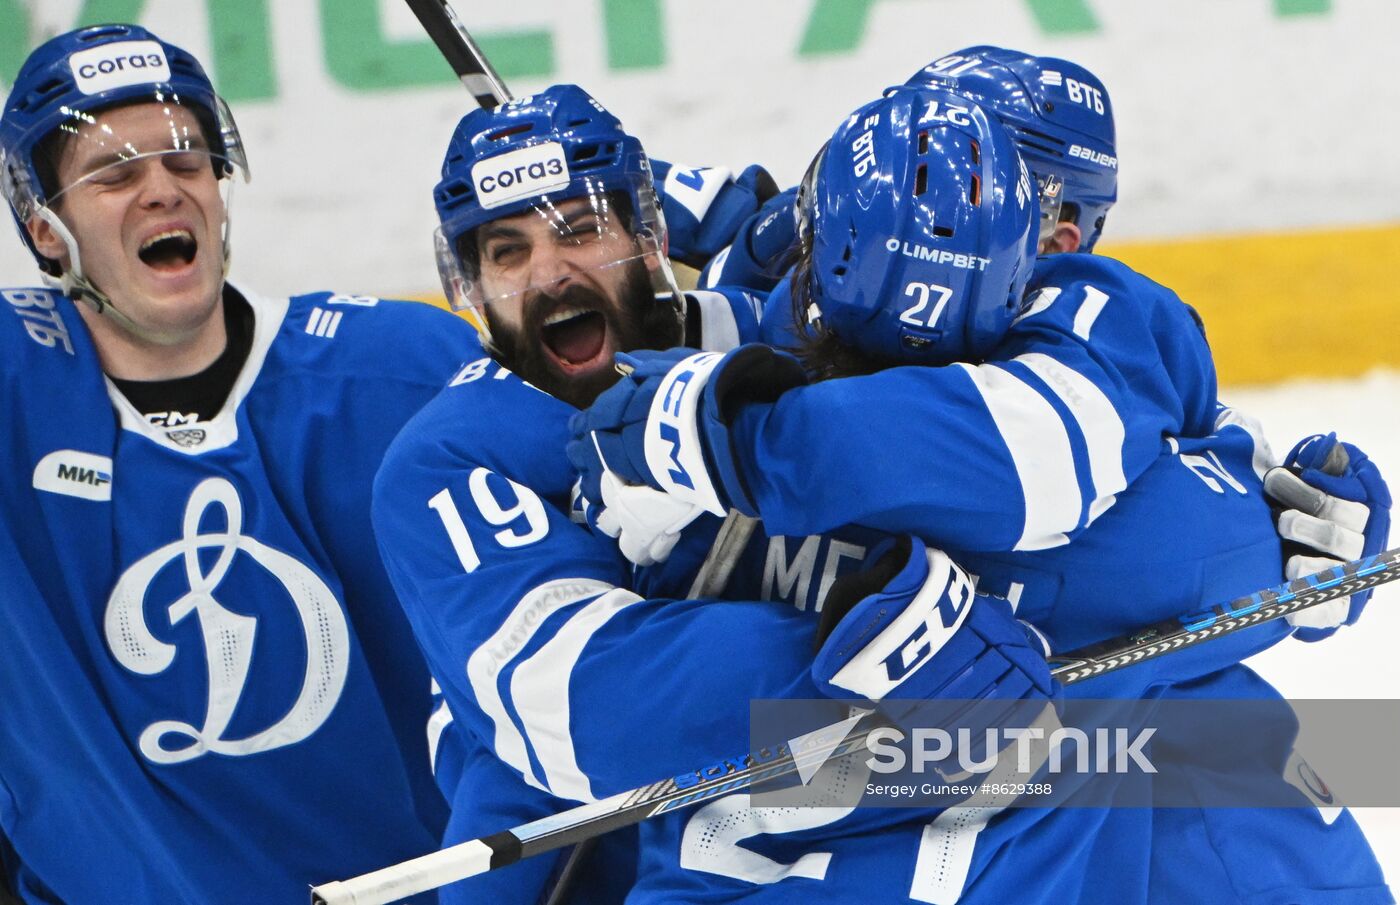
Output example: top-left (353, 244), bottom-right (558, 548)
top-left (1230, 369), bottom-right (1400, 884)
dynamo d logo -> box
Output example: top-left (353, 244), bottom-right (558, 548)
top-left (104, 477), bottom-right (350, 764)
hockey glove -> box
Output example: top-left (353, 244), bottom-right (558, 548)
top-left (567, 345), bottom-right (807, 536)
top-left (654, 161), bottom-right (780, 270)
top-left (1264, 433), bottom-right (1392, 641)
top-left (698, 187), bottom-right (800, 293)
top-left (811, 535), bottom-right (1058, 705)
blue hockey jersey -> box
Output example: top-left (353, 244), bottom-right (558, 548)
top-left (655, 253), bottom-right (1389, 903)
top-left (373, 288), bottom-right (782, 904)
top-left (373, 266), bottom-right (1388, 904)
top-left (0, 285), bottom-right (476, 903)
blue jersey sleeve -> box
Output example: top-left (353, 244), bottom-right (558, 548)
top-left (373, 358), bottom-right (823, 808)
top-left (729, 255), bottom-right (1220, 552)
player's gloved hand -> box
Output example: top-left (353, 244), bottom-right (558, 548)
top-left (1264, 433), bottom-right (1392, 641)
top-left (698, 188), bottom-right (800, 293)
top-left (567, 345), bottom-right (807, 521)
top-left (653, 161), bottom-right (780, 269)
top-left (595, 470), bottom-right (708, 566)
top-left (811, 535), bottom-right (1058, 706)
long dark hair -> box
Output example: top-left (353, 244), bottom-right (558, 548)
top-left (786, 242), bottom-right (887, 383)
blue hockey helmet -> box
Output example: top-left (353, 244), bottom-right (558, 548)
top-left (796, 84), bottom-right (1039, 365)
top-left (907, 47), bottom-right (1117, 251)
top-left (433, 84), bottom-right (678, 331)
top-left (0, 24), bottom-right (248, 277)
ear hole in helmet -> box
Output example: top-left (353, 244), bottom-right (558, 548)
top-left (487, 123), bottom-right (533, 141)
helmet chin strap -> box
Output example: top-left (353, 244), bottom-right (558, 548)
top-left (36, 205), bottom-right (233, 346)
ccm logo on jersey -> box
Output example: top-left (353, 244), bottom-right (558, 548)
top-left (69, 41), bottom-right (170, 94)
top-left (33, 450), bottom-right (113, 501)
top-left (472, 142), bottom-right (570, 210)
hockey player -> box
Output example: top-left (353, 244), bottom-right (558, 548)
top-left (568, 84), bottom-right (1391, 902)
top-left (0, 24), bottom-right (486, 903)
top-left (372, 84), bottom-right (1072, 904)
top-left (706, 45), bottom-right (1380, 643)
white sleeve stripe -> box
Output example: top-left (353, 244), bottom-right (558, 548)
top-left (466, 578), bottom-right (616, 791)
top-left (427, 698), bottom-right (454, 774)
top-left (1015, 352), bottom-right (1127, 520)
top-left (1214, 406), bottom-right (1279, 478)
top-left (509, 588), bottom-right (645, 803)
top-left (702, 246), bottom-right (731, 289)
top-left (690, 290), bottom-right (743, 352)
top-left (1071, 285), bottom-right (1111, 340)
top-left (956, 362), bottom-right (1080, 551)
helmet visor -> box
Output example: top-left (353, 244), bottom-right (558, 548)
top-left (437, 177), bottom-right (677, 326)
top-left (6, 91), bottom-right (248, 220)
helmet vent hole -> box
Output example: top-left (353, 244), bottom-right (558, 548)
top-left (841, 245), bottom-right (852, 262)
top-left (568, 118), bottom-right (590, 127)
top-left (969, 139), bottom-right (980, 165)
top-left (833, 265), bottom-right (848, 277)
top-left (917, 130), bottom-right (929, 156)
top-left (487, 123), bottom-right (533, 141)
top-left (969, 174), bottom-right (981, 206)
top-left (933, 225), bottom-right (954, 238)
top-left (914, 164), bottom-right (928, 197)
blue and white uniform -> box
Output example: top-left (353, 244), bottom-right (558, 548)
top-left (0, 285), bottom-right (474, 903)
top-left (674, 253), bottom-right (1390, 903)
top-left (374, 288), bottom-right (783, 904)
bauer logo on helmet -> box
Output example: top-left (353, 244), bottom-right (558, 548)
top-left (69, 41), bottom-right (170, 95)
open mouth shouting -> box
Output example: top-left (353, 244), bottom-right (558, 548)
top-left (540, 304), bottom-right (610, 374)
top-left (137, 226), bottom-right (199, 275)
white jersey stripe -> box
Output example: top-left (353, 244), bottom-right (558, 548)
top-left (1214, 405), bottom-right (1279, 478)
top-left (427, 697), bottom-right (454, 775)
top-left (1071, 285), bottom-right (1111, 340)
top-left (509, 588), bottom-right (644, 803)
top-left (1015, 352), bottom-right (1127, 526)
top-left (956, 362), bottom-right (1080, 550)
top-left (465, 578), bottom-right (615, 792)
top-left (691, 290), bottom-right (742, 352)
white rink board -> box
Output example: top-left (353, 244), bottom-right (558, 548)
top-left (2, 0), bottom-right (1400, 296)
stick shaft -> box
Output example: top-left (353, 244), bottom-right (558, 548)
top-left (313, 548), bottom-right (1400, 905)
top-left (403, 0), bottom-right (512, 108)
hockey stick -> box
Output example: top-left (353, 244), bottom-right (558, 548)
top-left (404, 0), bottom-right (512, 108)
top-left (310, 546), bottom-right (1400, 904)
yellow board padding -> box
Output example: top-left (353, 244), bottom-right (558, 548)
top-left (402, 223), bottom-right (1400, 387)
top-left (1098, 223), bottom-right (1400, 386)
